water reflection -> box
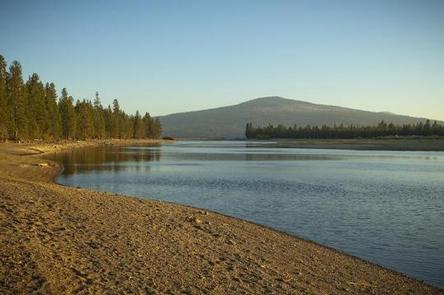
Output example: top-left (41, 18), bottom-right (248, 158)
top-left (48, 145), bottom-right (161, 175)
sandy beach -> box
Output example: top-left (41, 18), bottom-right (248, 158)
top-left (0, 140), bottom-right (442, 294)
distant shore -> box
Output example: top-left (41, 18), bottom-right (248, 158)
top-left (249, 137), bottom-right (444, 151)
top-left (0, 140), bottom-right (442, 294)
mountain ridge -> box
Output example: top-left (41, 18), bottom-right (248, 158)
top-left (159, 96), bottom-right (440, 139)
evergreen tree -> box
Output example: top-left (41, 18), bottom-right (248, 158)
top-left (75, 99), bottom-right (94, 139)
top-left (133, 110), bottom-right (144, 138)
top-left (26, 73), bottom-right (47, 138)
top-left (0, 55), bottom-right (8, 139)
top-left (142, 112), bottom-right (152, 137)
top-left (246, 121), bottom-right (444, 139)
top-left (93, 91), bottom-right (106, 138)
top-left (7, 61), bottom-right (27, 140)
top-left (119, 112), bottom-right (131, 139)
top-left (59, 88), bottom-right (77, 139)
top-left (121, 115), bottom-right (128, 138)
top-left (152, 118), bottom-right (162, 139)
top-left (111, 99), bottom-right (120, 138)
top-left (0, 56), bottom-right (161, 141)
top-left (45, 82), bottom-right (62, 139)
top-left (104, 105), bottom-right (113, 138)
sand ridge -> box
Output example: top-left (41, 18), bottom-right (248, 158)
top-left (0, 140), bottom-right (442, 294)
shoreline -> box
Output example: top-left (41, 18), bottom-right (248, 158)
top-left (248, 137), bottom-right (444, 151)
top-left (0, 140), bottom-right (442, 294)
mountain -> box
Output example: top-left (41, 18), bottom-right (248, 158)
top-left (159, 96), bottom-right (438, 139)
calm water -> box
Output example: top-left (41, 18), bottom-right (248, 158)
top-left (51, 141), bottom-right (444, 288)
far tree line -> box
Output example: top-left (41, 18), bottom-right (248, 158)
top-left (0, 55), bottom-right (161, 141)
top-left (245, 120), bottom-right (444, 139)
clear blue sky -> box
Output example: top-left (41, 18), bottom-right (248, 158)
top-left (1, 0), bottom-right (443, 119)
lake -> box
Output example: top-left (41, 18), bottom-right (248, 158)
top-left (50, 141), bottom-right (444, 288)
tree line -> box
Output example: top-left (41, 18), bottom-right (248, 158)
top-left (245, 120), bottom-right (444, 139)
top-left (0, 55), bottom-right (161, 141)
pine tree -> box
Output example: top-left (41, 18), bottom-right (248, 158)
top-left (59, 88), bottom-right (77, 139)
top-left (120, 112), bottom-right (131, 139)
top-left (26, 73), bottom-right (47, 138)
top-left (152, 118), bottom-right (162, 138)
top-left (111, 99), bottom-right (120, 138)
top-left (120, 113), bottom-right (129, 139)
top-left (0, 55), bottom-right (8, 139)
top-left (142, 112), bottom-right (152, 138)
top-left (104, 105), bottom-right (113, 138)
top-left (45, 82), bottom-right (62, 139)
top-left (75, 99), bottom-right (94, 139)
top-left (245, 121), bottom-right (444, 139)
top-left (93, 91), bottom-right (106, 138)
top-left (133, 110), bottom-right (144, 138)
top-left (7, 61), bottom-right (27, 140)
top-left (0, 56), bottom-right (161, 141)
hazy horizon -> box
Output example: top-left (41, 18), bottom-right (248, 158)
top-left (1, 0), bottom-right (443, 120)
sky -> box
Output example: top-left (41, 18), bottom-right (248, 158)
top-left (1, 0), bottom-right (443, 119)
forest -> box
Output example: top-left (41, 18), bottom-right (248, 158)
top-left (245, 120), bottom-right (444, 139)
top-left (0, 55), bottom-right (161, 141)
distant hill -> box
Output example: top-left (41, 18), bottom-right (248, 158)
top-left (159, 96), bottom-right (439, 139)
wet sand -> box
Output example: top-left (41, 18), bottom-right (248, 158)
top-left (0, 140), bottom-right (442, 294)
